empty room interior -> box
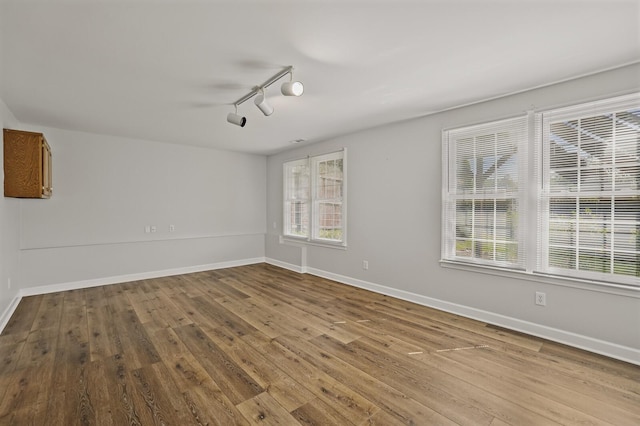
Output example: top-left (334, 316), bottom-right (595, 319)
top-left (1, 0), bottom-right (639, 425)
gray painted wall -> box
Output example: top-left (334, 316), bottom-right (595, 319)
top-left (0, 99), bottom-right (21, 322)
top-left (16, 126), bottom-right (266, 288)
top-left (0, 117), bottom-right (267, 325)
top-left (266, 64), bottom-right (640, 360)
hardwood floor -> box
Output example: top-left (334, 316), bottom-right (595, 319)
top-left (0, 263), bottom-right (638, 425)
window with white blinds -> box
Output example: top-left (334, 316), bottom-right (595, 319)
top-left (442, 92), bottom-right (640, 288)
top-left (442, 116), bottom-right (528, 269)
top-left (284, 158), bottom-right (310, 238)
top-left (539, 94), bottom-right (640, 285)
top-left (283, 150), bottom-right (346, 245)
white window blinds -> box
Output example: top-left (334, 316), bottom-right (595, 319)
top-left (442, 116), bottom-right (528, 269)
top-left (442, 93), bottom-right (639, 287)
top-left (539, 93), bottom-right (640, 285)
top-left (284, 158), bottom-right (310, 238)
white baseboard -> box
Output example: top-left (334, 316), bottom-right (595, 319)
top-left (19, 257), bottom-right (266, 297)
top-left (300, 266), bottom-right (640, 366)
top-left (0, 294), bottom-right (22, 335)
top-left (265, 258), bottom-right (307, 274)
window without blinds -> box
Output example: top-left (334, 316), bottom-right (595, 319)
top-left (442, 117), bottom-right (527, 268)
top-left (312, 154), bottom-right (344, 242)
top-left (541, 95), bottom-right (640, 284)
top-left (283, 150), bottom-right (346, 245)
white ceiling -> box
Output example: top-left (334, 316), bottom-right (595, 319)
top-left (1, 0), bottom-right (639, 155)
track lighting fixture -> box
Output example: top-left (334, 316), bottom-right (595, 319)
top-left (281, 70), bottom-right (304, 96)
top-left (226, 105), bottom-right (246, 127)
top-left (254, 88), bottom-right (274, 116)
top-left (226, 65), bottom-right (303, 126)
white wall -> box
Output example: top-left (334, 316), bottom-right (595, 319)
top-left (14, 126), bottom-right (266, 290)
top-left (1, 113), bottom-right (267, 327)
top-left (266, 63), bottom-right (640, 364)
top-left (0, 97), bottom-right (22, 326)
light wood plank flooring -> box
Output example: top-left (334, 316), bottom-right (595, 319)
top-left (0, 263), bottom-right (638, 425)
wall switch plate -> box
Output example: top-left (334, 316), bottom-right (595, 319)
top-left (535, 292), bottom-right (546, 306)
top-left (145, 225), bottom-right (151, 233)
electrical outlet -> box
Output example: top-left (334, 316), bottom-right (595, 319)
top-left (150, 225), bottom-right (157, 233)
top-left (535, 292), bottom-right (546, 306)
top-left (363, 260), bottom-right (369, 270)
top-left (169, 224), bottom-right (175, 232)
top-left (145, 225), bottom-right (151, 233)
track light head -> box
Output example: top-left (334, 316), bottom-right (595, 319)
top-left (281, 81), bottom-right (304, 97)
top-left (227, 112), bottom-right (246, 127)
top-left (254, 90), bottom-right (274, 116)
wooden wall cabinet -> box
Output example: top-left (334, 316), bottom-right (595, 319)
top-left (3, 129), bottom-right (52, 198)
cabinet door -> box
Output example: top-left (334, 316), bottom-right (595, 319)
top-left (41, 139), bottom-right (52, 198)
top-left (3, 129), bottom-right (52, 198)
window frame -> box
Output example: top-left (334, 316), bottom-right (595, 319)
top-left (441, 116), bottom-right (529, 270)
top-left (283, 149), bottom-right (347, 248)
top-left (441, 92), bottom-right (640, 290)
top-left (537, 93), bottom-right (640, 287)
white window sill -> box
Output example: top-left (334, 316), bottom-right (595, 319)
top-left (440, 259), bottom-right (640, 298)
top-left (281, 235), bottom-right (347, 250)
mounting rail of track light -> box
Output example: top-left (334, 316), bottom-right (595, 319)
top-left (226, 65), bottom-right (304, 127)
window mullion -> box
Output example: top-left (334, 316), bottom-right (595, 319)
top-left (310, 157), bottom-right (316, 241)
top-left (493, 133), bottom-right (498, 261)
top-left (575, 118), bottom-right (581, 272)
top-left (527, 110), bottom-right (538, 274)
top-left (471, 136), bottom-right (476, 259)
top-left (610, 112), bottom-right (616, 275)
